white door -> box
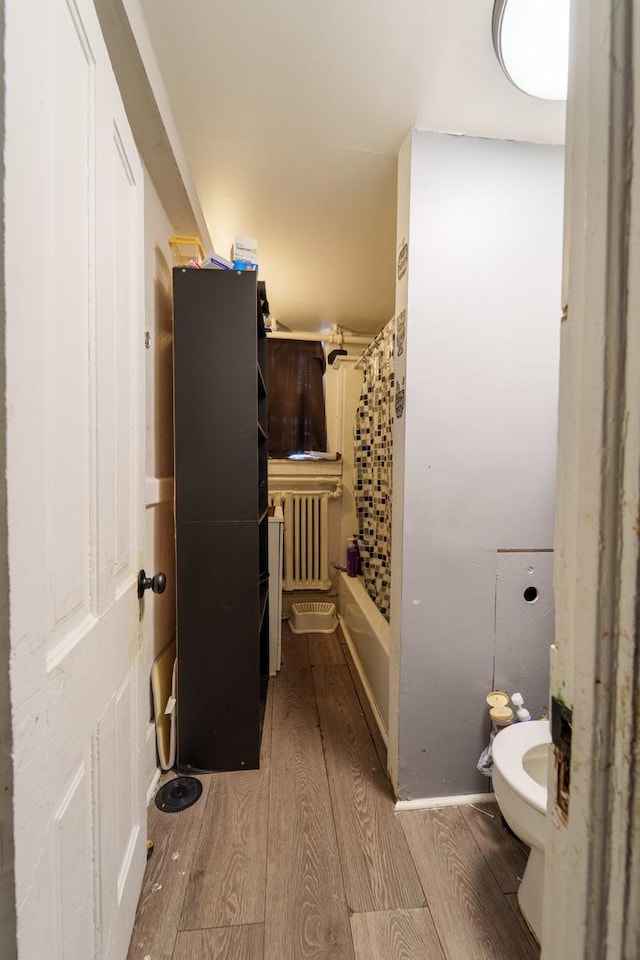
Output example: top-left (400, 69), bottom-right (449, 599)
top-left (5, 1), bottom-right (146, 957)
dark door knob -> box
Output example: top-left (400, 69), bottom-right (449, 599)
top-left (138, 569), bottom-right (167, 600)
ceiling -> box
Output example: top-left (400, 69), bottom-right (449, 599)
top-left (139, 0), bottom-right (565, 334)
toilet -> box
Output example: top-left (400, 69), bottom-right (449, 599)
top-left (491, 719), bottom-right (552, 942)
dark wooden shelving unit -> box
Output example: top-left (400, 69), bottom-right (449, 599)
top-left (173, 267), bottom-right (269, 772)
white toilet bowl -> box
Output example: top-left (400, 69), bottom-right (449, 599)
top-left (491, 719), bottom-right (551, 942)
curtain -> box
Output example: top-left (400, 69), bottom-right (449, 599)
top-left (354, 317), bottom-right (395, 620)
top-left (267, 340), bottom-right (327, 457)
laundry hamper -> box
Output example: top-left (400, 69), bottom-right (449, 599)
top-left (289, 601), bottom-right (337, 634)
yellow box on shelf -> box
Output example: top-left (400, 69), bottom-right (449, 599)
top-left (168, 234), bottom-right (205, 266)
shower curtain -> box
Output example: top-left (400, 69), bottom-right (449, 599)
top-left (353, 317), bottom-right (395, 620)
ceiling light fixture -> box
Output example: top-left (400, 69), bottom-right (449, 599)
top-left (492, 0), bottom-right (569, 102)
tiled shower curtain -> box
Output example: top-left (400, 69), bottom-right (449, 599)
top-left (354, 317), bottom-right (395, 620)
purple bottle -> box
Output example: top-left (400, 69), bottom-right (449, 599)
top-left (346, 538), bottom-right (358, 577)
top-left (352, 535), bottom-right (363, 575)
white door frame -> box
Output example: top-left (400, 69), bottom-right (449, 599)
top-left (544, 0), bottom-right (640, 956)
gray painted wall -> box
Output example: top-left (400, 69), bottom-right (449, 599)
top-left (391, 132), bottom-right (564, 800)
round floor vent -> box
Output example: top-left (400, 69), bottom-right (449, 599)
top-left (154, 776), bottom-right (202, 813)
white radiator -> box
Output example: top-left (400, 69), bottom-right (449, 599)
top-left (269, 488), bottom-right (340, 591)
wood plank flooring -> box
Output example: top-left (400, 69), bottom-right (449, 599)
top-left (313, 663), bottom-right (424, 912)
top-left (126, 774), bottom-right (211, 960)
top-left (179, 689), bottom-right (273, 931)
top-left (172, 923), bottom-right (264, 960)
top-left (460, 801), bottom-right (529, 893)
top-left (127, 623), bottom-right (539, 960)
top-left (350, 908), bottom-right (445, 960)
top-left (399, 806), bottom-right (539, 960)
top-left (308, 629), bottom-right (346, 666)
top-left (264, 633), bottom-right (353, 959)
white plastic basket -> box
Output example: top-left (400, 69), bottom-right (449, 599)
top-left (289, 601), bottom-right (338, 634)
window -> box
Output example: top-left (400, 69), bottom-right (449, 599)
top-left (267, 340), bottom-right (327, 458)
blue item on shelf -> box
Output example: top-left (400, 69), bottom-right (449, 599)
top-left (233, 260), bottom-right (259, 272)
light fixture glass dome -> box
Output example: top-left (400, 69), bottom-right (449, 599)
top-left (493, 0), bottom-right (570, 102)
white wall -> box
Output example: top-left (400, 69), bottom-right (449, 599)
top-left (142, 168), bottom-right (177, 791)
top-left (0, 5), bottom-right (17, 951)
top-left (388, 135), bottom-right (412, 790)
top-left (392, 132), bottom-right (564, 799)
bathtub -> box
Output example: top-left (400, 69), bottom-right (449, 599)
top-left (338, 573), bottom-right (390, 744)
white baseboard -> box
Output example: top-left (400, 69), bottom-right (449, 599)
top-left (146, 767), bottom-right (161, 806)
top-left (395, 792), bottom-right (495, 812)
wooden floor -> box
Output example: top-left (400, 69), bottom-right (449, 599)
top-left (127, 624), bottom-right (539, 960)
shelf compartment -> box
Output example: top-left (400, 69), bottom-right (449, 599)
top-left (259, 578), bottom-right (269, 626)
top-left (257, 363), bottom-right (267, 398)
top-left (258, 393), bottom-right (268, 434)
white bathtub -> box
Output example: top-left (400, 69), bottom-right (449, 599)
top-left (338, 573), bottom-right (390, 744)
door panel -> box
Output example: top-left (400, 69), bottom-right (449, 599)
top-left (113, 124), bottom-right (137, 582)
top-left (49, 0), bottom-right (94, 635)
top-left (94, 694), bottom-right (119, 957)
top-left (114, 670), bottom-right (137, 895)
top-left (6, 0), bottom-right (146, 957)
top-left (54, 760), bottom-right (95, 960)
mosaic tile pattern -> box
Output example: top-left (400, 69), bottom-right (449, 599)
top-left (354, 318), bottom-right (395, 620)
